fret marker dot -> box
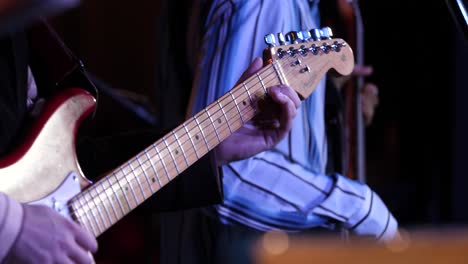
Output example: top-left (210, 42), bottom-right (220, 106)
top-left (242, 101), bottom-right (247, 106)
top-left (195, 134), bottom-right (199, 140)
top-left (125, 187), bottom-right (128, 191)
top-left (217, 118), bottom-right (222, 124)
top-left (152, 178), bottom-right (156, 183)
top-left (175, 149), bottom-right (179, 155)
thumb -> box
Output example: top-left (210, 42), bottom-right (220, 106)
top-left (237, 57), bottom-right (263, 84)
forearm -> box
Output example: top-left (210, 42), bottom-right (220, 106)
top-left (0, 192), bottom-right (24, 261)
top-left (219, 150), bottom-right (333, 230)
top-left (223, 150), bottom-right (398, 240)
top-left (311, 174), bottom-right (398, 241)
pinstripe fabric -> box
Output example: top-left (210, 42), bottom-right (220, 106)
top-left (189, 0), bottom-right (398, 240)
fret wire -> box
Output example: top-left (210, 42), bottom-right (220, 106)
top-left (193, 117), bottom-right (211, 150)
top-left (228, 90), bottom-right (245, 124)
top-left (73, 80), bottom-right (265, 212)
top-left (243, 83), bottom-right (257, 113)
top-left (242, 82), bottom-right (254, 105)
top-left (136, 154), bottom-right (155, 193)
top-left (82, 193), bottom-right (103, 235)
top-left (154, 144), bottom-right (171, 181)
top-left (94, 182), bottom-right (113, 225)
top-left (272, 61), bottom-right (287, 85)
top-left (172, 131), bottom-right (189, 167)
top-left (67, 61), bottom-right (282, 221)
top-left (217, 99), bottom-right (232, 133)
top-left (120, 168), bottom-right (139, 206)
top-left (104, 176), bottom-right (124, 219)
top-left (88, 188), bottom-right (108, 231)
top-left (129, 161), bottom-right (147, 200)
top-left (73, 103), bottom-right (263, 227)
top-left (183, 123), bottom-right (200, 159)
top-left (162, 137), bottom-right (180, 174)
top-left (256, 73), bottom-right (268, 94)
top-left (243, 61), bottom-right (278, 89)
top-left (204, 108), bottom-right (221, 142)
top-left (108, 173), bottom-right (129, 215)
top-left (71, 62), bottom-right (288, 220)
top-left (98, 179), bottom-right (118, 223)
top-left (69, 61), bottom-right (289, 222)
top-left (143, 149), bottom-right (162, 188)
top-left (71, 203), bottom-right (86, 228)
top-left (77, 196), bottom-right (97, 236)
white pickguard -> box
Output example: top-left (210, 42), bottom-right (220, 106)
top-left (29, 172), bottom-right (83, 219)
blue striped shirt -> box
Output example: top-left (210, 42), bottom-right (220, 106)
top-left (188, 0), bottom-right (398, 240)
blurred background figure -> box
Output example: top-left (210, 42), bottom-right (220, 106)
top-left (157, 2), bottom-right (399, 264)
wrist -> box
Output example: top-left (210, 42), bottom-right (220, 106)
top-left (0, 193), bottom-right (24, 261)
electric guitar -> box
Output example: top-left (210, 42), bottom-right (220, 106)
top-left (0, 28), bottom-right (354, 238)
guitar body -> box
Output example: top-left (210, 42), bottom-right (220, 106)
top-left (0, 88), bottom-right (94, 214)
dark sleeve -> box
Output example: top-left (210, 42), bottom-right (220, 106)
top-left (76, 129), bottom-right (223, 212)
top-left (0, 32), bottom-right (28, 155)
top-left (151, 150), bottom-right (223, 211)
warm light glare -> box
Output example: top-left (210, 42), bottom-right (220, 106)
top-left (262, 230), bottom-right (290, 255)
top-left (384, 228), bottom-right (411, 253)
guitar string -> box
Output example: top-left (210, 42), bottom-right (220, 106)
top-left (73, 93), bottom-right (261, 234)
top-left (69, 62), bottom-right (290, 233)
top-left (70, 51), bottom-right (320, 232)
top-left (70, 51), bottom-right (319, 233)
top-left (70, 68), bottom-right (278, 233)
top-left (73, 64), bottom-right (323, 234)
top-left (70, 49), bottom-right (330, 232)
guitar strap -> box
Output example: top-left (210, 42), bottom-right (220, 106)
top-left (27, 19), bottom-right (98, 112)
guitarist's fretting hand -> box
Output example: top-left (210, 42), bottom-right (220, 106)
top-left (6, 203), bottom-right (97, 264)
top-left (216, 57), bottom-right (301, 165)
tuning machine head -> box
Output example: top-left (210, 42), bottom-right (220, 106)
top-left (264, 33), bottom-right (277, 47)
top-left (285, 31), bottom-right (300, 44)
top-left (309, 28), bottom-right (321, 41)
top-left (320, 27), bottom-right (333, 39)
top-left (309, 27), bottom-right (334, 41)
top-left (298, 30), bottom-right (312, 42)
top-left (277, 32), bottom-right (286, 45)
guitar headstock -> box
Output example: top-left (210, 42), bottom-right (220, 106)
top-left (263, 27), bottom-right (354, 99)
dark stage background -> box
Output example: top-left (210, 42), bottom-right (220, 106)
top-left (44, 0), bottom-right (468, 262)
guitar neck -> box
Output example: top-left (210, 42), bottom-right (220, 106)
top-left (65, 35), bottom-right (354, 236)
top-left (67, 62), bottom-right (283, 237)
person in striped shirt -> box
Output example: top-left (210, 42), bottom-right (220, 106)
top-left (159, 0), bottom-right (400, 263)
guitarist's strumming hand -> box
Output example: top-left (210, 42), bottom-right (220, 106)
top-left (5, 202), bottom-right (98, 264)
top-left (216, 57), bottom-right (301, 165)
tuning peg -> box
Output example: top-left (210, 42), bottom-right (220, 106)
top-left (320, 27), bottom-right (333, 39)
top-left (264, 33), bottom-right (277, 47)
top-left (277, 32), bottom-right (286, 45)
top-left (309, 28), bottom-right (321, 41)
top-left (298, 30), bottom-right (312, 42)
top-left (286, 31), bottom-right (299, 44)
